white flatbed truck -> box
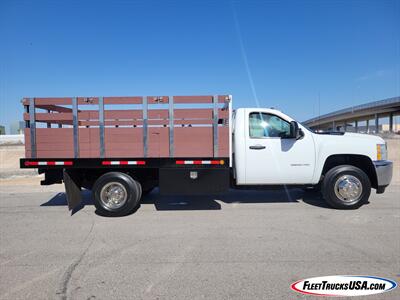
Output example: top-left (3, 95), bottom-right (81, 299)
top-left (20, 95), bottom-right (393, 216)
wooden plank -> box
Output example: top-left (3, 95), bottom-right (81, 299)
top-left (77, 110), bottom-right (99, 120)
top-left (36, 134), bottom-right (73, 144)
top-left (79, 143), bottom-right (100, 151)
top-left (24, 113), bottom-right (73, 124)
top-left (173, 95), bottom-right (213, 104)
top-left (79, 120), bottom-right (141, 127)
top-left (26, 109), bottom-right (226, 122)
top-left (35, 150), bottom-right (74, 158)
top-left (105, 110), bottom-right (143, 119)
top-left (174, 108), bottom-right (228, 119)
top-left (35, 128), bottom-right (72, 136)
top-left (103, 120), bottom-right (143, 126)
top-left (104, 96), bottom-right (143, 104)
top-left (104, 150), bottom-right (144, 158)
top-left (35, 128), bottom-right (74, 154)
top-left (104, 132), bottom-right (143, 158)
top-left (174, 120), bottom-right (213, 125)
top-left (78, 128), bottom-right (100, 158)
top-left (34, 113), bottom-right (73, 122)
top-left (35, 104), bottom-right (73, 113)
top-left (36, 143), bottom-right (74, 151)
top-left (77, 97), bottom-right (99, 105)
top-left (217, 95), bottom-right (230, 103)
top-left (147, 96), bottom-right (169, 104)
top-left (218, 127), bottom-right (229, 157)
top-left (78, 120), bottom-right (220, 126)
top-left (78, 110), bottom-right (143, 120)
top-left (174, 109), bottom-right (212, 119)
top-left (147, 127), bottom-right (170, 157)
top-left (174, 127), bottom-right (213, 157)
top-left (24, 95), bottom-right (229, 106)
top-left (148, 109), bottom-right (169, 119)
top-left (219, 109), bottom-right (229, 118)
top-left (104, 128), bottom-right (143, 143)
top-left (35, 98), bottom-right (72, 105)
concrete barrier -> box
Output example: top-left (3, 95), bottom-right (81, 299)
top-left (0, 145), bottom-right (37, 178)
top-left (0, 134), bottom-right (24, 145)
top-left (386, 139), bottom-right (400, 185)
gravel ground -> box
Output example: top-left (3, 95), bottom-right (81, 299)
top-left (0, 181), bottom-right (399, 300)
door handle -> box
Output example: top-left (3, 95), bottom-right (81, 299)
top-left (249, 145), bottom-right (266, 150)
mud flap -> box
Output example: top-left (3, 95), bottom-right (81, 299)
top-left (63, 169), bottom-right (82, 211)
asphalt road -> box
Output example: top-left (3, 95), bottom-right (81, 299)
top-left (0, 183), bottom-right (399, 300)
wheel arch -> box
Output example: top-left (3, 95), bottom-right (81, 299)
top-left (320, 154), bottom-right (377, 189)
top-left (79, 168), bottom-right (158, 190)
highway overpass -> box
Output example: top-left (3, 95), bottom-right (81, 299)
top-left (303, 96), bottom-right (400, 133)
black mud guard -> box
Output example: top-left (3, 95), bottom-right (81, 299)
top-left (63, 169), bottom-right (82, 211)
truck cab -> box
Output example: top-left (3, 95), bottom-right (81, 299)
top-left (233, 108), bottom-right (393, 208)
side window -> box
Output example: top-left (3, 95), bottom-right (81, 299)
top-left (249, 112), bottom-right (291, 138)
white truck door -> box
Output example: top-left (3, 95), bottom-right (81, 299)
top-left (244, 110), bottom-right (315, 184)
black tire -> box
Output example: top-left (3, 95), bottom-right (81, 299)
top-left (322, 165), bottom-right (371, 209)
top-left (134, 179), bottom-right (142, 201)
top-left (93, 172), bottom-right (142, 216)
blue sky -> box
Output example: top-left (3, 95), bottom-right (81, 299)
top-left (1, 0), bottom-right (399, 133)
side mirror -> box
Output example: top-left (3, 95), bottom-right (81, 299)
top-left (289, 121), bottom-right (303, 139)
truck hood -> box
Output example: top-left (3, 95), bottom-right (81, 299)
top-left (314, 131), bottom-right (384, 143)
top-left (315, 132), bottom-right (385, 144)
top-left (312, 131), bottom-right (384, 162)
top-left (340, 132), bottom-right (384, 143)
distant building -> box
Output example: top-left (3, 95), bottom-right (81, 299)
top-left (334, 123), bottom-right (400, 134)
top-left (0, 125), bottom-right (5, 135)
top-left (9, 121), bottom-right (25, 135)
top-left (303, 97), bottom-right (400, 134)
top-left (19, 121), bottom-right (25, 134)
top-left (382, 123), bottom-right (400, 134)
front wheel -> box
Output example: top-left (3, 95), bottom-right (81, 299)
top-left (322, 165), bottom-right (371, 209)
top-left (93, 172), bottom-right (142, 216)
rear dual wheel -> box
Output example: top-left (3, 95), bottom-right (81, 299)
top-left (93, 172), bottom-right (142, 216)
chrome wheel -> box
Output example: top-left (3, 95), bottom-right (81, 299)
top-left (100, 182), bottom-right (128, 210)
top-left (334, 175), bottom-right (363, 202)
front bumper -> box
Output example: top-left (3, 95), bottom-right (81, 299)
top-left (373, 160), bottom-right (393, 191)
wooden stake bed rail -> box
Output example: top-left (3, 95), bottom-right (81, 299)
top-left (23, 95), bottom-right (232, 159)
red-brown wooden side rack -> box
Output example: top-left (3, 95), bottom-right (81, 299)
top-left (22, 95), bottom-right (232, 159)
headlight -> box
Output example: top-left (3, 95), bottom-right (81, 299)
top-left (376, 143), bottom-right (387, 161)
